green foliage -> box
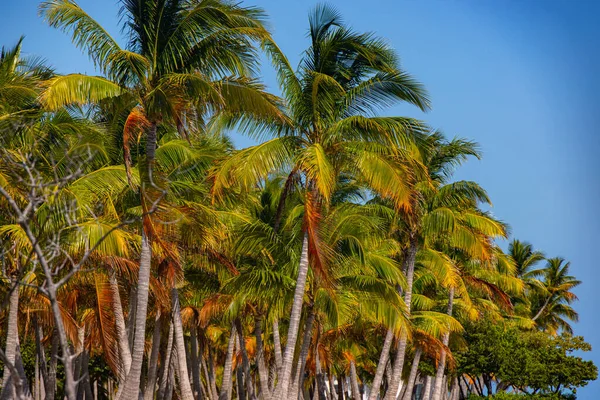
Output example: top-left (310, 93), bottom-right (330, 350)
top-left (456, 321), bottom-right (597, 398)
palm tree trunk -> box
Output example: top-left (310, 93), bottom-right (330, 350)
top-left (109, 270), bottom-right (132, 380)
top-left (421, 376), bottom-right (432, 400)
top-left (328, 370), bottom-right (337, 400)
top-left (234, 318), bottom-right (256, 400)
top-left (219, 324), bottom-right (237, 400)
top-left (190, 317), bottom-right (203, 400)
top-left (274, 234), bottom-right (310, 399)
top-left (118, 229), bottom-right (153, 399)
top-left (207, 347), bottom-right (219, 400)
top-left (35, 324), bottom-right (48, 399)
top-left (315, 347), bottom-right (327, 400)
top-left (126, 286), bottom-right (137, 354)
top-left (349, 362), bottom-right (360, 400)
top-left (401, 348), bottom-right (422, 400)
top-left (144, 312), bottom-right (162, 400)
top-left (158, 319), bottom-right (175, 400)
top-left (291, 306), bottom-right (316, 400)
top-left (172, 288), bottom-right (195, 400)
top-left (254, 316), bottom-right (272, 400)
top-left (384, 237), bottom-right (418, 400)
top-left (272, 318), bottom-right (283, 373)
top-left (1, 278), bottom-right (20, 399)
top-left (449, 378), bottom-right (459, 400)
top-left (431, 288), bottom-right (454, 400)
top-left (368, 328), bottom-right (394, 400)
top-left (46, 330), bottom-right (58, 400)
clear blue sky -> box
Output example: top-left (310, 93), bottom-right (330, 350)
top-left (2, 0), bottom-right (599, 397)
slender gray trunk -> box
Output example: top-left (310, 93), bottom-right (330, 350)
top-left (172, 288), bottom-right (195, 400)
top-left (274, 235), bottom-right (310, 399)
top-left (109, 270), bottom-right (132, 380)
top-left (126, 286), bottom-right (137, 354)
top-left (272, 319), bottom-right (283, 373)
top-left (234, 318), bottom-right (256, 400)
top-left (1, 279), bottom-right (20, 399)
top-left (349, 362), bottom-right (360, 400)
top-left (421, 376), bottom-right (432, 400)
top-left (219, 324), bottom-right (237, 400)
top-left (254, 316), bottom-right (271, 400)
top-left (401, 348), bottom-right (422, 400)
top-left (449, 378), bottom-right (459, 400)
top-left (384, 237), bottom-right (418, 400)
top-left (368, 328), bottom-right (394, 400)
top-left (118, 229), bottom-right (153, 399)
top-left (291, 306), bottom-right (315, 400)
top-left (207, 347), bottom-right (219, 400)
top-left (328, 371), bottom-right (337, 400)
top-left (46, 330), bottom-right (58, 400)
top-left (431, 288), bottom-right (454, 400)
top-left (144, 312), bottom-right (162, 399)
top-left (158, 319), bottom-right (175, 400)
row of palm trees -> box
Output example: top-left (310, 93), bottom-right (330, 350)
top-left (0, 1), bottom-right (581, 400)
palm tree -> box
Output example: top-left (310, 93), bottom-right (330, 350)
top-left (375, 132), bottom-right (489, 400)
top-left (530, 257), bottom-right (580, 334)
top-left (214, 6), bottom-right (430, 397)
top-left (39, 1), bottom-right (285, 397)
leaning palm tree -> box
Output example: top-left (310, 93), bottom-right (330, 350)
top-left (212, 5), bottom-right (430, 397)
top-left (530, 257), bottom-right (580, 335)
top-left (39, 1), bottom-right (286, 397)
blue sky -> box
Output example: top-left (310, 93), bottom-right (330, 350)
top-left (2, 0), bottom-right (599, 397)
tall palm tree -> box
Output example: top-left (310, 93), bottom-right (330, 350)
top-left (213, 6), bottom-right (430, 397)
top-left (39, 1), bottom-right (285, 397)
top-left (375, 132), bottom-right (488, 400)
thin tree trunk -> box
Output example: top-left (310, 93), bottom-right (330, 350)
top-left (234, 318), bottom-right (256, 400)
top-left (291, 306), bottom-right (315, 400)
top-left (109, 270), bottom-right (132, 380)
top-left (449, 378), bottom-right (459, 400)
top-left (421, 376), bottom-right (432, 400)
top-left (254, 316), bottom-right (271, 400)
top-left (172, 288), bottom-right (195, 400)
top-left (191, 316), bottom-right (202, 400)
top-left (431, 288), bottom-right (454, 400)
top-left (274, 235), bottom-right (310, 399)
top-left (158, 319), bottom-right (175, 400)
top-left (219, 324), bottom-right (237, 400)
top-left (236, 365), bottom-right (246, 400)
top-left (118, 229), bottom-right (153, 399)
top-left (272, 319), bottom-right (283, 373)
top-left (46, 330), bottom-right (58, 400)
top-left (401, 348), bottom-right (422, 400)
top-left (315, 347), bottom-right (327, 400)
top-left (368, 328), bottom-right (394, 400)
top-left (336, 376), bottom-right (345, 400)
top-left (34, 318), bottom-right (49, 399)
top-left (119, 121), bottom-right (158, 399)
top-left (144, 312), bottom-right (162, 400)
top-left (349, 362), bottom-right (360, 400)
top-left (1, 278), bottom-right (20, 399)
top-left (207, 348), bottom-right (219, 400)
top-left (126, 286), bottom-right (137, 354)
top-left (73, 326), bottom-right (85, 397)
top-left (384, 237), bottom-right (418, 400)
top-left (328, 370), bottom-right (337, 400)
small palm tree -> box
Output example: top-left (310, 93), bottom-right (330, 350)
top-left (530, 257), bottom-right (580, 334)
